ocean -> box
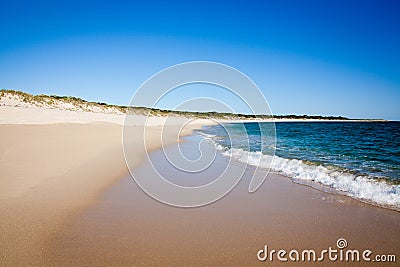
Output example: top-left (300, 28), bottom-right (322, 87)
top-left (197, 121), bottom-right (400, 210)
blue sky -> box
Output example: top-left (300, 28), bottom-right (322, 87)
top-left (0, 0), bottom-right (399, 119)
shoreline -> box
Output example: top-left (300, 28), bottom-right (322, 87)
top-left (200, 121), bottom-right (400, 212)
top-left (287, 173), bottom-right (400, 213)
top-left (48, 133), bottom-right (400, 266)
top-left (0, 104), bottom-right (398, 265)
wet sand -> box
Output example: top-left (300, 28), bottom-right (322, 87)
top-left (49, 135), bottom-right (400, 266)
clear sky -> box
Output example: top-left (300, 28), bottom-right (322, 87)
top-left (0, 0), bottom-right (399, 120)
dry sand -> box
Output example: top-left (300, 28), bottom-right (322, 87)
top-left (0, 106), bottom-right (212, 266)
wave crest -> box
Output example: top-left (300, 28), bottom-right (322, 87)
top-left (219, 146), bottom-right (400, 210)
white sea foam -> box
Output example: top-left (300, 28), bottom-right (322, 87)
top-left (218, 146), bottom-right (400, 210)
top-left (196, 132), bottom-right (217, 139)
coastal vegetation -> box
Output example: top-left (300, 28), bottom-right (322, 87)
top-left (0, 89), bottom-right (354, 120)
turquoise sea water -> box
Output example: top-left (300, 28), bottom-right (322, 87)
top-left (198, 122), bottom-right (400, 210)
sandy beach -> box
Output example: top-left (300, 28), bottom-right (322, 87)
top-left (48, 135), bottom-right (400, 266)
top-left (1, 0), bottom-right (399, 265)
top-left (0, 103), bottom-right (399, 266)
top-left (0, 105), bottom-right (211, 265)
